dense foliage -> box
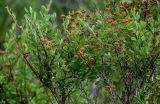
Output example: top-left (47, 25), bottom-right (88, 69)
top-left (0, 0), bottom-right (160, 104)
top-left (0, 0), bottom-right (104, 49)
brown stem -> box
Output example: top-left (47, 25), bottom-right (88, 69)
top-left (23, 54), bottom-right (60, 103)
top-left (115, 52), bottom-right (131, 104)
top-left (61, 95), bottom-right (66, 104)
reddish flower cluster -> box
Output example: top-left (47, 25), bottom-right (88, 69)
top-left (41, 38), bottom-right (51, 48)
top-left (79, 47), bottom-right (85, 55)
top-left (0, 50), bottom-right (5, 55)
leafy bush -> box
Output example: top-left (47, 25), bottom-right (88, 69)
top-left (1, 0), bottom-right (160, 104)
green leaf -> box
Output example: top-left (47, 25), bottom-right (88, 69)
top-left (131, 37), bottom-right (136, 41)
top-left (81, 22), bottom-right (95, 34)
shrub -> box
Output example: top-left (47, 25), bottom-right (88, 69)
top-left (3, 0), bottom-right (160, 104)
